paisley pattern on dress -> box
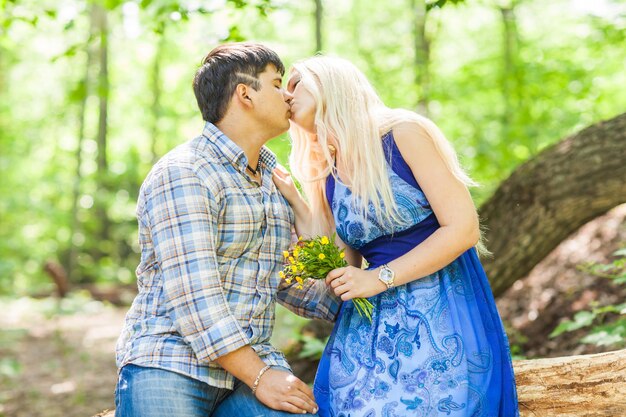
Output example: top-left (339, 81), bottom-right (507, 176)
top-left (332, 165), bottom-right (432, 250)
top-left (313, 132), bottom-right (519, 417)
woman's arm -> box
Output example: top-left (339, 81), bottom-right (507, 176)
top-left (336, 236), bottom-right (363, 268)
top-left (272, 166), bottom-right (315, 237)
top-left (273, 166), bottom-right (363, 267)
top-left (326, 121), bottom-right (480, 300)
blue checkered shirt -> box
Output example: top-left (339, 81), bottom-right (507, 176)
top-left (116, 122), bottom-right (340, 389)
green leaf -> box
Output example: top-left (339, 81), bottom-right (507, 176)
top-left (612, 248), bottom-right (626, 257)
top-left (549, 310), bottom-right (596, 338)
top-left (426, 0), bottom-right (465, 12)
top-left (591, 303), bottom-right (625, 315)
top-left (609, 271), bottom-right (626, 285)
top-left (0, 358), bottom-right (22, 378)
top-left (63, 19), bottom-right (75, 31)
top-left (298, 335), bottom-right (327, 360)
top-left (227, 0), bottom-right (248, 9)
top-left (103, 0), bottom-right (125, 10)
top-left (581, 324), bottom-right (626, 347)
top-left (51, 43), bottom-right (82, 62)
top-left (223, 24), bottom-right (246, 42)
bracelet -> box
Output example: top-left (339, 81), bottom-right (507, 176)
top-left (251, 365), bottom-right (271, 395)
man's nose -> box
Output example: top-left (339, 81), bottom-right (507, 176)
top-left (284, 90), bottom-right (294, 103)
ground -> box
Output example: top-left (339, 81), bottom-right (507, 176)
top-left (0, 206), bottom-right (624, 417)
top-left (497, 205), bottom-right (626, 359)
top-left (0, 299), bottom-right (125, 417)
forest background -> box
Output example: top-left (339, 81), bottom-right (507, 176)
top-left (0, 0), bottom-right (625, 416)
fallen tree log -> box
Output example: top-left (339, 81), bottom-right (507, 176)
top-left (514, 348), bottom-right (626, 416)
top-left (94, 348), bottom-right (626, 417)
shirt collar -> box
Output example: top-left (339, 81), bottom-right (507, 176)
top-left (201, 122), bottom-right (278, 172)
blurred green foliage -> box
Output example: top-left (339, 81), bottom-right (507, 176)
top-left (0, 0), bottom-right (625, 295)
top-left (550, 248), bottom-right (626, 347)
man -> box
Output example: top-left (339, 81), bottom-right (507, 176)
top-left (114, 43), bottom-right (339, 417)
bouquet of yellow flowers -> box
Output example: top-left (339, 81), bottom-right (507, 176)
top-left (280, 235), bottom-right (374, 321)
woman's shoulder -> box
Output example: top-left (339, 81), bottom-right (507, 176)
top-left (388, 120), bottom-right (431, 146)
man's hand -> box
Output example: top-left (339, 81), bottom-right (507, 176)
top-left (254, 368), bottom-right (318, 415)
top-left (214, 345), bottom-right (318, 414)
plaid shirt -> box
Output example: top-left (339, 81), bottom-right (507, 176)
top-left (116, 122), bottom-right (340, 389)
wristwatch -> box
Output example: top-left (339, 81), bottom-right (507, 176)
top-left (378, 264), bottom-right (395, 289)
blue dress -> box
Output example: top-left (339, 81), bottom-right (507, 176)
top-left (313, 132), bottom-right (519, 417)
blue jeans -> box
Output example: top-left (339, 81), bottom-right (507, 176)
top-left (115, 364), bottom-right (319, 417)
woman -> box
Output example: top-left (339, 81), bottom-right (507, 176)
top-left (273, 56), bottom-right (518, 417)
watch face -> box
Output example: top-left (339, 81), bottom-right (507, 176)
top-left (381, 268), bottom-right (393, 283)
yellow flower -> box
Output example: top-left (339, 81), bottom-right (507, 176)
top-left (308, 242), bottom-right (315, 247)
top-left (290, 265), bottom-right (298, 273)
top-left (283, 251), bottom-right (290, 258)
top-left (298, 236), bottom-right (303, 241)
top-left (298, 262), bottom-right (305, 271)
top-left (279, 271), bottom-right (285, 279)
top-left (340, 252), bottom-right (345, 259)
top-left (321, 236), bottom-right (329, 245)
top-left (289, 256), bottom-right (296, 264)
top-left (318, 253), bottom-right (326, 260)
top-left (297, 285), bottom-right (303, 290)
top-left (285, 278), bottom-right (292, 284)
top-left (296, 276), bottom-right (303, 285)
top-left (293, 247), bottom-right (300, 258)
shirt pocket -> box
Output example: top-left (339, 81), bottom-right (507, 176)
top-left (268, 193), bottom-right (295, 252)
top-left (216, 186), bottom-right (264, 259)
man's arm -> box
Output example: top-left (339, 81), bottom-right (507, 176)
top-left (277, 277), bottom-right (342, 322)
top-left (148, 163), bottom-right (317, 413)
top-left (215, 346), bottom-right (318, 414)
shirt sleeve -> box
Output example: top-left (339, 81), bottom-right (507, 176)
top-left (146, 163), bottom-right (250, 362)
top-left (276, 277), bottom-right (341, 322)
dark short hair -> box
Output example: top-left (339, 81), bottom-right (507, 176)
top-left (192, 42), bottom-right (285, 123)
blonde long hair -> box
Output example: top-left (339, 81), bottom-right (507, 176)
top-left (288, 56), bottom-right (476, 238)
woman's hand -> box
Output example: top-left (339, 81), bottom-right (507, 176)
top-left (273, 165), bottom-right (314, 238)
top-left (272, 165), bottom-right (302, 205)
top-left (325, 266), bottom-right (387, 300)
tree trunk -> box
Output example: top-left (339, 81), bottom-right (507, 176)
top-left (67, 4), bottom-right (96, 282)
top-left (514, 349), bottom-right (626, 416)
top-left (149, 27), bottom-right (165, 163)
top-left (314, 0), bottom-right (323, 53)
top-left (499, 3), bottom-right (519, 145)
top-left (411, 0), bottom-right (431, 115)
top-left (94, 3), bottom-right (110, 248)
top-left (481, 112), bottom-right (626, 297)
top-left (93, 348), bottom-right (626, 417)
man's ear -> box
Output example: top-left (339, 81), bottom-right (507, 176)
top-left (235, 83), bottom-right (253, 108)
